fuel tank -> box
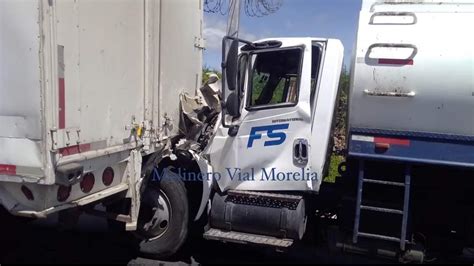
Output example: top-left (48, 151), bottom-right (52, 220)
top-left (209, 190), bottom-right (307, 240)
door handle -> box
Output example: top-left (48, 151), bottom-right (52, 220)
top-left (293, 139), bottom-right (309, 167)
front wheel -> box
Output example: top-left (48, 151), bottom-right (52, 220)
top-left (136, 168), bottom-right (189, 259)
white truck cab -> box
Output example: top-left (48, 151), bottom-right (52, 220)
top-left (203, 37), bottom-right (343, 246)
top-left (209, 38), bottom-right (343, 192)
top-left (202, 1), bottom-right (474, 260)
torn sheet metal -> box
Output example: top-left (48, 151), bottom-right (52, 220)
top-left (177, 75), bottom-right (222, 152)
top-left (188, 150), bottom-right (213, 221)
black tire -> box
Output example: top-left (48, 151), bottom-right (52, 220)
top-left (137, 168), bottom-right (189, 259)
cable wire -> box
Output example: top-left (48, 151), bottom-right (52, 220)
top-left (204, 0), bottom-right (282, 17)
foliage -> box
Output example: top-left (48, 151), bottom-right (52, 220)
top-left (325, 66), bottom-right (350, 183)
top-left (333, 66), bottom-right (349, 155)
top-left (250, 73), bottom-right (286, 105)
top-left (324, 155), bottom-right (344, 183)
top-left (202, 66), bottom-right (222, 85)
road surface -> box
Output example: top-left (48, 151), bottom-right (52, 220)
top-left (0, 212), bottom-right (472, 264)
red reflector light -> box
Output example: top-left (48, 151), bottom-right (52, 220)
top-left (374, 137), bottom-right (410, 146)
top-left (378, 58), bottom-right (414, 65)
top-left (375, 142), bottom-right (391, 150)
top-left (21, 185), bottom-right (34, 201)
top-left (80, 173), bottom-right (95, 193)
top-left (0, 164), bottom-right (16, 175)
top-left (102, 167), bottom-right (114, 186)
top-left (57, 185), bottom-right (71, 202)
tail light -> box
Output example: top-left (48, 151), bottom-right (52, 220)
top-left (102, 167), bottom-right (114, 186)
top-left (80, 173), bottom-right (95, 193)
top-left (57, 185), bottom-right (71, 202)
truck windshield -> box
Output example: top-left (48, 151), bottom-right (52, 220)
top-left (247, 48), bottom-right (302, 109)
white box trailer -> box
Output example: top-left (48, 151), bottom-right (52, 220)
top-left (0, 0), bottom-right (202, 212)
top-left (0, 0), bottom-right (221, 259)
top-left (0, 0), bottom-right (205, 229)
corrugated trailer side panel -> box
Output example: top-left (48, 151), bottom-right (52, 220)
top-left (0, 0), bottom-right (42, 140)
top-left (0, 0), bottom-right (46, 181)
top-left (156, 0), bottom-right (204, 130)
top-left (54, 0), bottom-right (203, 157)
top-left (54, 0), bottom-right (146, 153)
top-left (0, 0), bottom-right (204, 213)
top-left (1, 0), bottom-right (203, 185)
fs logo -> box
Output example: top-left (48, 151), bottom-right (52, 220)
top-left (247, 123), bottom-right (289, 148)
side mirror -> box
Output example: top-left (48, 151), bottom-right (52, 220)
top-left (226, 92), bottom-right (240, 117)
top-left (221, 36), bottom-right (253, 134)
top-left (226, 39), bottom-right (239, 91)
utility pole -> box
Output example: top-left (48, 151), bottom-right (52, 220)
top-left (226, 0), bottom-right (241, 38)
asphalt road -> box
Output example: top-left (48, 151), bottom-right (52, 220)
top-left (0, 213), bottom-right (473, 264)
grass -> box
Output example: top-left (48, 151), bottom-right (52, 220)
top-left (324, 154), bottom-right (344, 183)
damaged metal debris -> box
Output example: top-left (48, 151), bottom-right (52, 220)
top-left (177, 74), bottom-right (222, 152)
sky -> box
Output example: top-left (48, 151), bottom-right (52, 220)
top-left (203, 0), bottom-right (362, 70)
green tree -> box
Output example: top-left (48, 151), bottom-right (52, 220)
top-left (202, 66), bottom-right (222, 85)
top-left (333, 65), bottom-right (350, 155)
top-left (325, 66), bottom-right (350, 182)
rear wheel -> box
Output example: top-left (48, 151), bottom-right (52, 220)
top-left (136, 168), bottom-right (189, 259)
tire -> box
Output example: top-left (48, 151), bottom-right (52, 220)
top-left (136, 168), bottom-right (189, 259)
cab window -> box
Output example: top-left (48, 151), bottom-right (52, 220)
top-left (247, 48), bottom-right (302, 109)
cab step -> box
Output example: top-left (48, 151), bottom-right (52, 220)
top-left (203, 228), bottom-right (294, 248)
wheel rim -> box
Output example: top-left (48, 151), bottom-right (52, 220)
top-left (137, 188), bottom-right (172, 240)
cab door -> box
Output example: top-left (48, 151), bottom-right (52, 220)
top-left (209, 38), bottom-right (322, 192)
